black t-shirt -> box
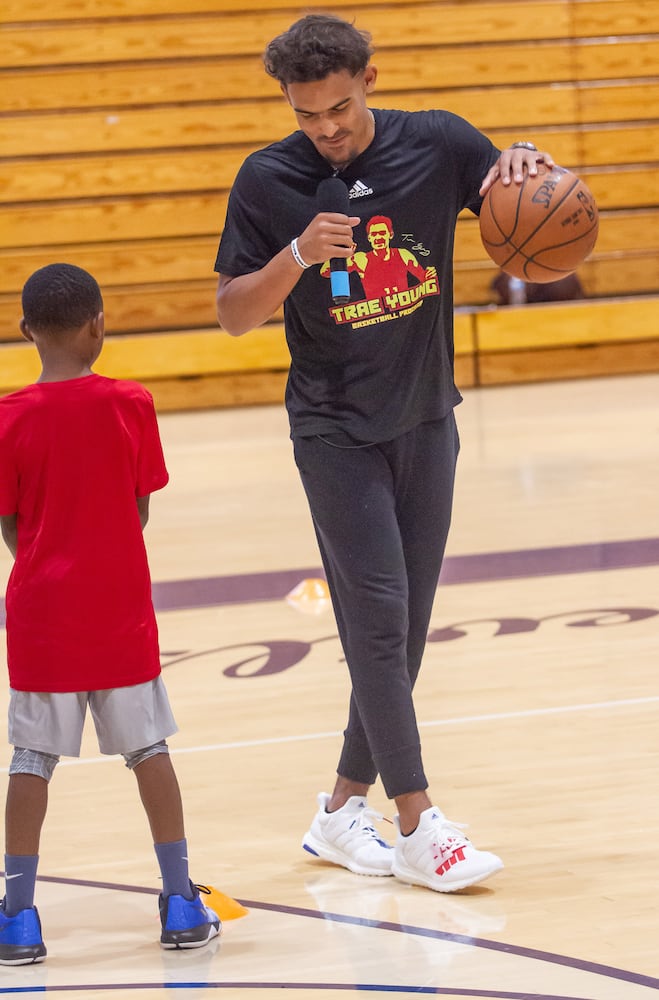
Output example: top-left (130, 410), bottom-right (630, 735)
top-left (215, 107), bottom-right (498, 443)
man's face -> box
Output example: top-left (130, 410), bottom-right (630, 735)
top-left (283, 67), bottom-right (377, 170)
top-left (368, 223), bottom-right (392, 251)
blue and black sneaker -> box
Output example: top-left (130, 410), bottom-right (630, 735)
top-left (159, 882), bottom-right (221, 950)
top-left (0, 900), bottom-right (47, 965)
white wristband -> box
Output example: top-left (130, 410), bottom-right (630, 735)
top-left (290, 237), bottom-right (311, 269)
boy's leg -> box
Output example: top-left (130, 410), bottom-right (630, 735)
top-left (5, 748), bottom-right (58, 911)
top-left (1, 748), bottom-right (55, 965)
top-left (124, 741), bottom-right (220, 949)
top-left (2, 690), bottom-right (84, 964)
top-left (131, 748), bottom-right (185, 845)
top-left (112, 680), bottom-right (189, 896)
top-left (5, 768), bottom-right (46, 914)
top-left (5, 691), bottom-right (84, 914)
top-left (6, 772), bottom-right (48, 858)
top-left (91, 682), bottom-right (190, 896)
top-left (92, 679), bottom-right (186, 879)
top-left (127, 745), bottom-right (190, 898)
top-left (93, 681), bottom-right (220, 950)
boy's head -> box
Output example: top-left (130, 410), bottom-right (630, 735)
top-left (21, 263), bottom-right (103, 337)
top-left (263, 14), bottom-right (373, 85)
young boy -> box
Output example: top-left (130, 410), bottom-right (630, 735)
top-left (0, 263), bottom-right (220, 964)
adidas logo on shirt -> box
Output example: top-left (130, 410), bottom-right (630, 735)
top-left (348, 179), bottom-right (374, 199)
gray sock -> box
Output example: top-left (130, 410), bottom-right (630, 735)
top-left (154, 839), bottom-right (192, 898)
top-left (4, 854), bottom-right (39, 916)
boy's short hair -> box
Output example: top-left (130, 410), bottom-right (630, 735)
top-left (22, 262), bottom-right (103, 334)
top-left (264, 14), bottom-right (373, 85)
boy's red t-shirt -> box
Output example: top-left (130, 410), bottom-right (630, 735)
top-left (0, 375), bottom-right (169, 692)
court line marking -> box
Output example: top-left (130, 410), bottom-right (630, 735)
top-left (9, 874), bottom-right (659, 994)
top-left (2, 695), bottom-right (655, 772)
top-left (0, 983), bottom-right (643, 998)
top-left (4, 536), bottom-right (659, 627)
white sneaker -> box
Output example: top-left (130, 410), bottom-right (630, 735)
top-left (392, 807), bottom-right (503, 892)
top-left (302, 793), bottom-right (394, 876)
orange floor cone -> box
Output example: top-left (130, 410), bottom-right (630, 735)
top-left (286, 577), bottom-right (331, 615)
top-left (197, 884), bottom-right (249, 920)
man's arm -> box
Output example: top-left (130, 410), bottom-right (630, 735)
top-left (0, 513), bottom-right (17, 558)
top-left (480, 145), bottom-right (556, 195)
top-left (216, 209), bottom-right (360, 337)
top-left (216, 245), bottom-right (306, 337)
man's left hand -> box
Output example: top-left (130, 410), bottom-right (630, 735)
top-left (479, 145), bottom-right (555, 196)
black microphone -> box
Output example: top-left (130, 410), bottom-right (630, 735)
top-left (316, 177), bottom-right (352, 305)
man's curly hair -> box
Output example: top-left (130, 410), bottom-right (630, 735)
top-left (264, 14), bottom-right (373, 85)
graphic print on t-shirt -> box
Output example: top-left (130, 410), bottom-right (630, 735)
top-left (320, 214), bottom-right (439, 329)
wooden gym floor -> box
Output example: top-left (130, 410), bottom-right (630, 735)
top-left (0, 372), bottom-right (658, 998)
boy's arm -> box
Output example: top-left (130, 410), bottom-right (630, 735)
top-left (0, 514), bottom-right (17, 558)
top-left (136, 495), bottom-right (150, 530)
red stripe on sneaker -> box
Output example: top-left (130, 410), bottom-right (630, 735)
top-left (435, 846), bottom-right (466, 876)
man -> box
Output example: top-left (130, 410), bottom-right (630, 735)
top-left (330, 214), bottom-right (437, 300)
top-left (215, 13), bottom-right (553, 893)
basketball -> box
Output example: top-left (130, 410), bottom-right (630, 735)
top-left (479, 163), bottom-right (599, 283)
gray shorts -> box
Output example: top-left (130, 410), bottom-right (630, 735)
top-left (8, 677), bottom-right (178, 757)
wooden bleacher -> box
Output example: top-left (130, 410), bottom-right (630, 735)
top-left (1, 0), bottom-right (658, 407)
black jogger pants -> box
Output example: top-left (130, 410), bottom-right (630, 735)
top-left (293, 411), bottom-right (459, 799)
